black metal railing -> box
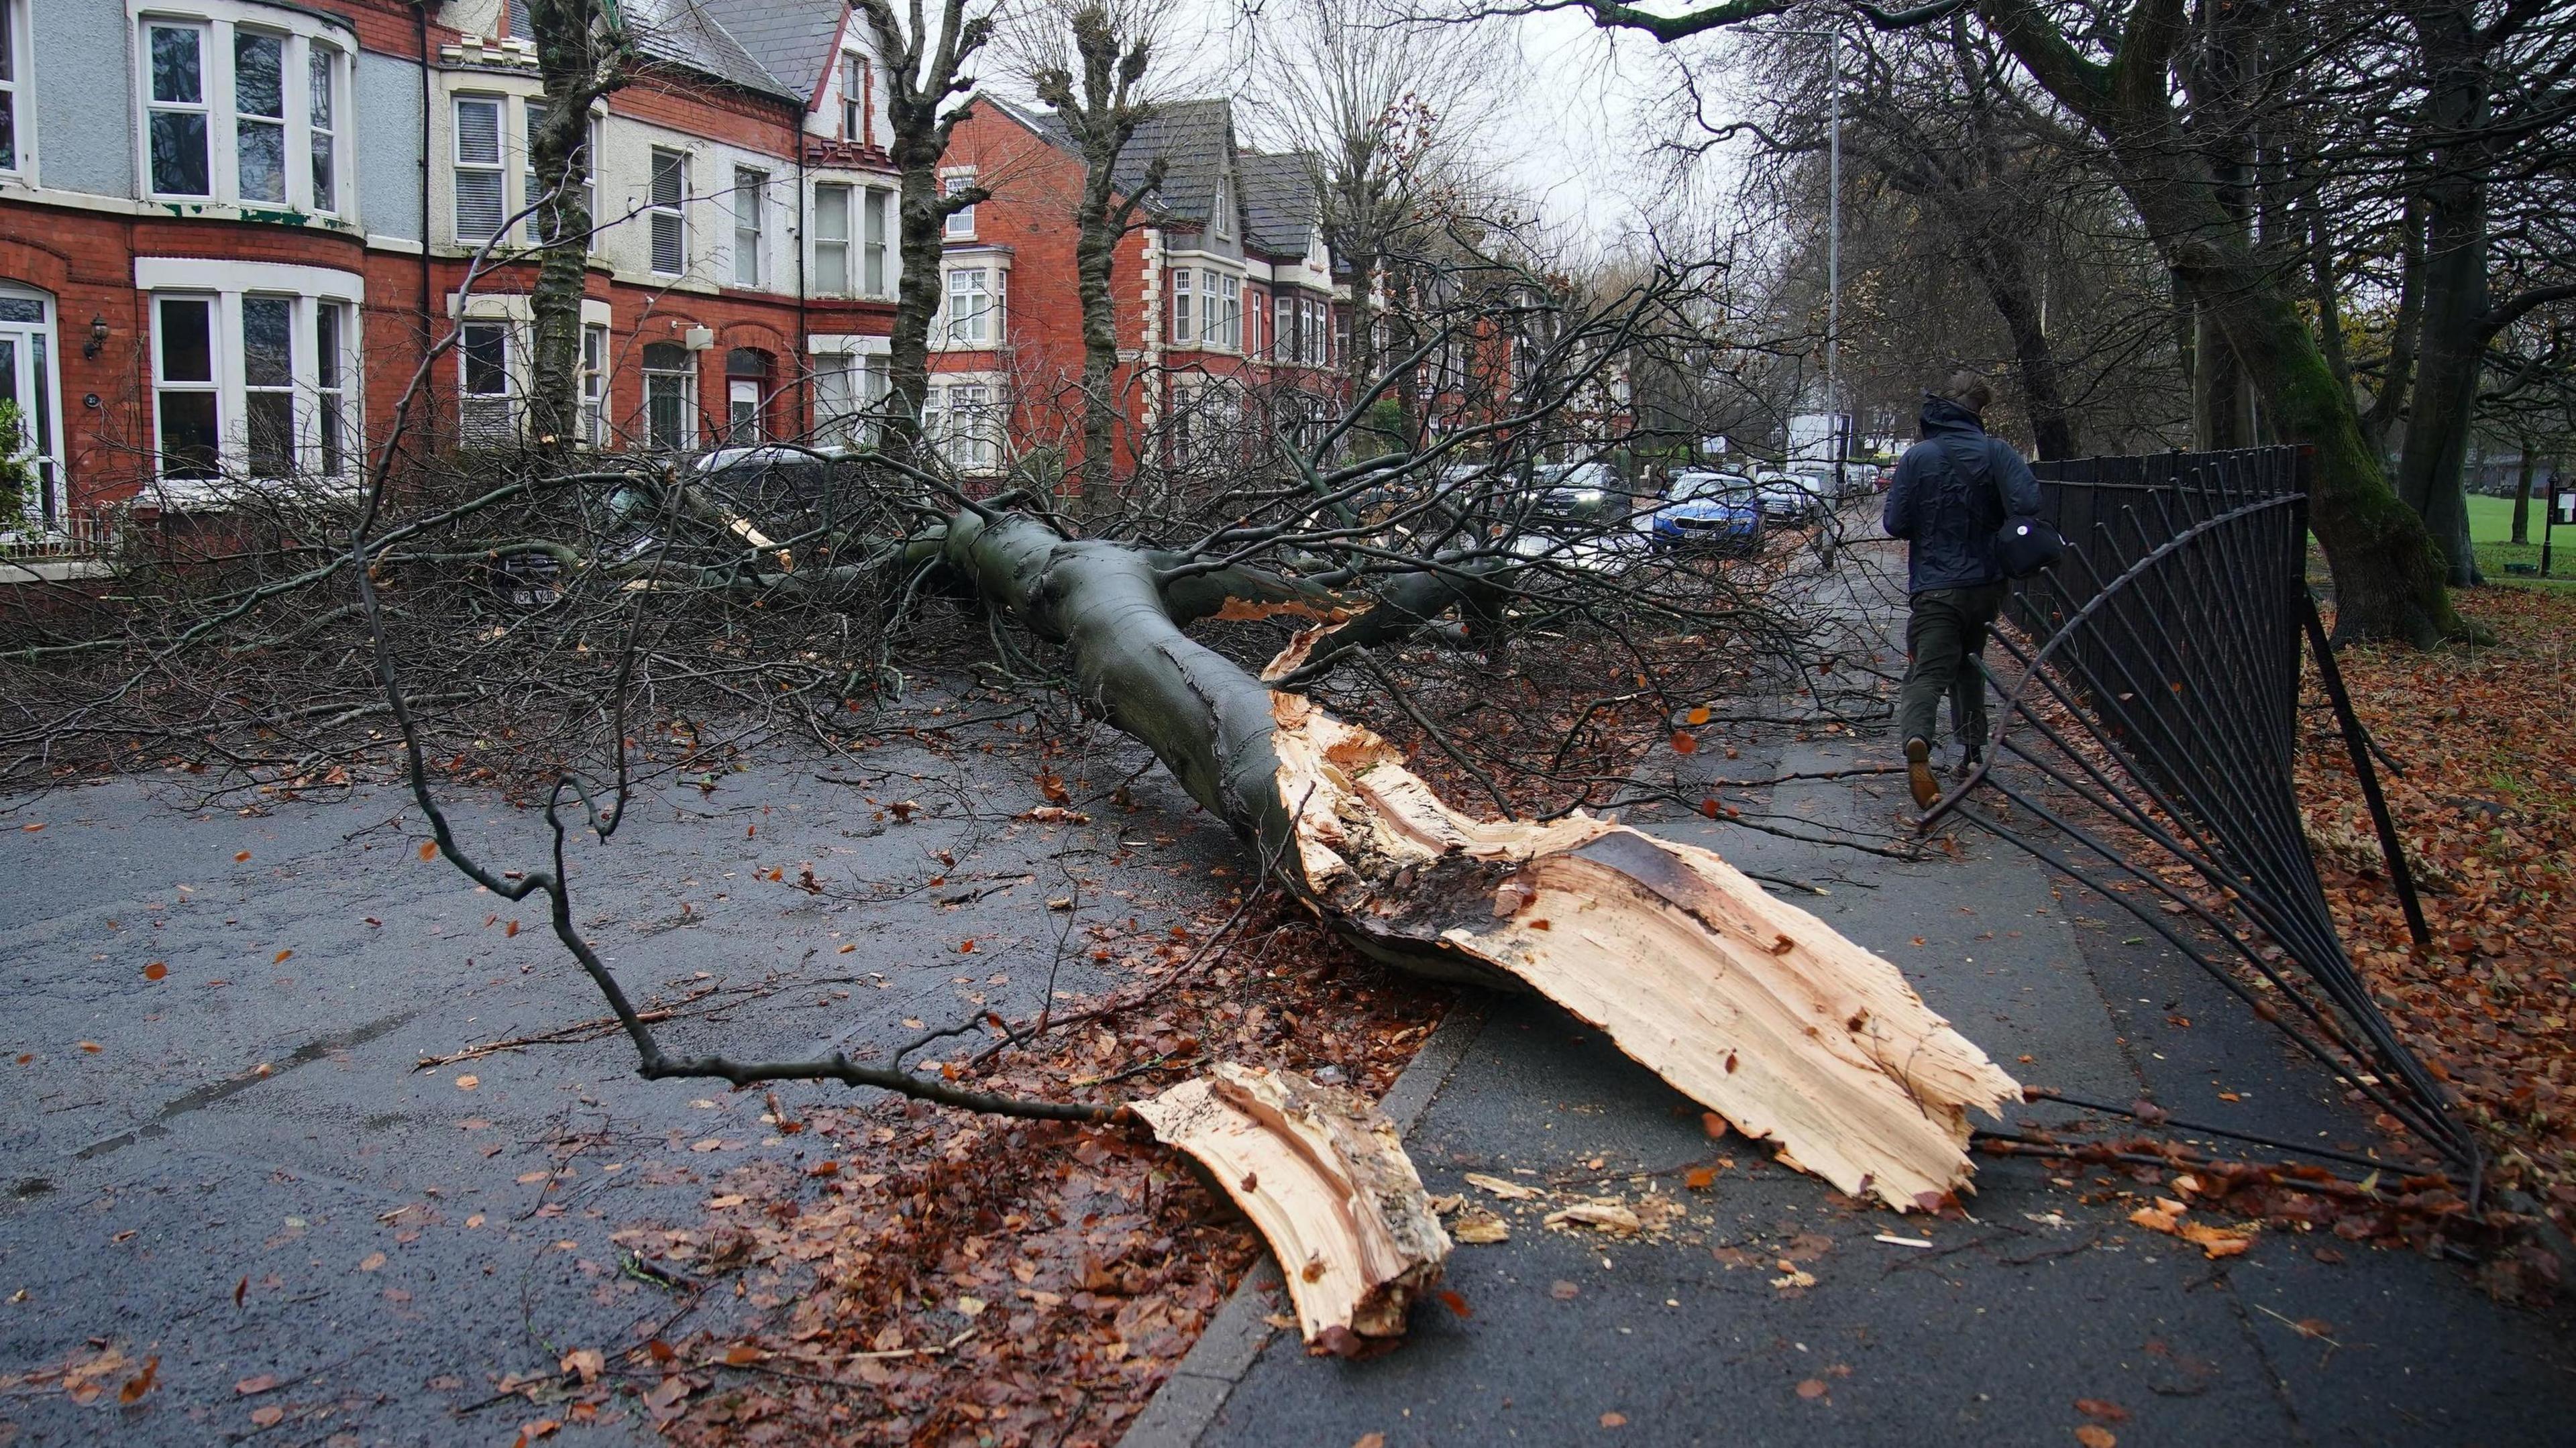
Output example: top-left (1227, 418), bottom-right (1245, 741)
top-left (1925, 447), bottom-right (2476, 1176)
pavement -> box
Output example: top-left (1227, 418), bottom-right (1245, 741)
top-left (1138, 535), bottom-right (2576, 1448)
top-left (0, 713), bottom-right (1249, 1445)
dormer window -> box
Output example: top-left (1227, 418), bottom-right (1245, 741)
top-left (1212, 175), bottom-right (1232, 241)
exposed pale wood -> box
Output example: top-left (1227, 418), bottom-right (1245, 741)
top-left (1135, 1063), bottom-right (1450, 1351)
top-left (1269, 693), bottom-right (2023, 1211)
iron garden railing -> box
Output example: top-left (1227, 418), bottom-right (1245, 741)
top-left (1921, 447), bottom-right (2478, 1180)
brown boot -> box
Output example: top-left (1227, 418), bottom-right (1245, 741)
top-left (1905, 737), bottom-right (1939, 810)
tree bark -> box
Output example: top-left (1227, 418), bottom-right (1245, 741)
top-left (1962, 231), bottom-right (2078, 460)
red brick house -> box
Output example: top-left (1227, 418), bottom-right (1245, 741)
top-left (924, 94), bottom-right (1350, 481)
top-left (0, 0), bottom-right (908, 551)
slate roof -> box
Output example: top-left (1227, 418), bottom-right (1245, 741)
top-left (694, 0), bottom-right (851, 100)
top-left (985, 94), bottom-right (1322, 258)
top-left (1112, 100), bottom-right (1234, 226)
top-left (1237, 151), bottom-right (1322, 259)
top-left (621, 0), bottom-right (839, 103)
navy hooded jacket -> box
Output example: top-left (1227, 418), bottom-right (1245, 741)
top-left (1880, 395), bottom-right (2041, 593)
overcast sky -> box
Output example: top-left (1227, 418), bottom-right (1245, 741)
top-left (982, 1), bottom-right (1755, 259)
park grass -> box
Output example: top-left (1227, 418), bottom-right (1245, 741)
top-left (2465, 492), bottom-right (2576, 588)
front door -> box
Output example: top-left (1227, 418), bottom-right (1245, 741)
top-left (727, 379), bottom-right (761, 445)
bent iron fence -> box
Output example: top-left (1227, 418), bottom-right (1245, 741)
top-left (1922, 447), bottom-right (2479, 1180)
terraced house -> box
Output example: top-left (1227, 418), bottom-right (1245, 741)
top-left (0, 0), bottom-right (908, 547)
top-left (926, 95), bottom-right (1351, 480)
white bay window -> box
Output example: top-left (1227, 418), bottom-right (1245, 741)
top-left (140, 261), bottom-right (362, 488)
top-left (939, 264), bottom-right (1002, 348)
top-left (140, 10), bottom-right (347, 215)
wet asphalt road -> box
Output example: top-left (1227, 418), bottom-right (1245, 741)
top-left (0, 724), bottom-right (1243, 1445)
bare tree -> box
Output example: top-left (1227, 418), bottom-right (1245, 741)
top-left (1028, 1), bottom-right (1169, 501)
top-left (523, 0), bottom-right (633, 450)
top-left (1248, 0), bottom-right (1509, 425)
top-left (857, 0), bottom-right (1001, 455)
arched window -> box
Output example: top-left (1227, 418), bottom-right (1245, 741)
top-left (724, 347), bottom-right (771, 445)
top-left (0, 280), bottom-right (62, 531)
top-left (641, 342), bottom-right (694, 450)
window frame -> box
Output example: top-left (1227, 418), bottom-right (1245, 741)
top-left (580, 323), bottom-right (608, 447)
top-left (151, 292), bottom-right (223, 480)
top-left (135, 10), bottom-right (348, 214)
top-left (307, 43), bottom-right (337, 213)
top-left (521, 99), bottom-right (597, 249)
top-left (641, 341), bottom-right (695, 450)
top-left (813, 182), bottom-right (851, 295)
top-left (941, 264), bottom-right (1002, 349)
top-left (840, 54), bottom-right (867, 142)
top-left (238, 292), bottom-right (297, 474)
top-left (454, 317), bottom-right (516, 447)
top-left (942, 172), bottom-right (975, 239)
top-left (142, 270), bottom-right (364, 488)
top-left (731, 166), bottom-right (765, 289)
top-left (452, 93), bottom-right (506, 243)
top-left (863, 188), bottom-right (891, 296)
top-left (144, 20), bottom-right (213, 199)
top-left (231, 27), bottom-right (288, 207)
top-left (647, 146), bottom-right (689, 276)
top-left (1169, 268), bottom-right (1192, 347)
top-left (930, 380), bottom-right (999, 473)
top-left (0, 0), bottom-right (25, 176)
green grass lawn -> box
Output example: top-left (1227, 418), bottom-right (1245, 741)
top-left (2465, 491), bottom-right (2576, 587)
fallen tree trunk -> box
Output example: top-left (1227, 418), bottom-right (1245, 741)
top-left (936, 511), bottom-right (2021, 1209)
top-left (1135, 1062), bottom-right (1450, 1353)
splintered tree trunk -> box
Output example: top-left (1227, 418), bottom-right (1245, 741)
top-left (936, 512), bottom-right (2023, 1212)
top-left (1136, 1062), bottom-right (1449, 1353)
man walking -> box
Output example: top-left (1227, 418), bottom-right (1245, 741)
top-left (1882, 372), bottom-right (2040, 810)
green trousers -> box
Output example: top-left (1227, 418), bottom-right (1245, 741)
top-left (1898, 583), bottom-right (2005, 750)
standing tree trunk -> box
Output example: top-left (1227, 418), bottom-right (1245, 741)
top-left (858, 0), bottom-right (995, 459)
top-left (524, 0), bottom-right (626, 452)
top-left (1972, 0), bottom-right (2472, 645)
top-left (2392, 1), bottom-right (2493, 587)
top-left (2511, 442), bottom-right (2532, 544)
top-left (1034, 3), bottom-right (1164, 507)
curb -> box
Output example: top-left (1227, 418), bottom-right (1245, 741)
top-left (1116, 996), bottom-right (1491, 1448)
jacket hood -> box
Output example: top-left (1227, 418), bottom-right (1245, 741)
top-left (1919, 394), bottom-right (1988, 438)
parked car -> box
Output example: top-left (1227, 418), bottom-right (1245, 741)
top-left (1754, 470), bottom-right (1829, 522)
top-left (1640, 469), bottom-right (1764, 554)
top-left (1524, 461), bottom-right (1630, 528)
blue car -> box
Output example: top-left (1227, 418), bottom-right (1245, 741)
top-left (1642, 469), bottom-right (1764, 554)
